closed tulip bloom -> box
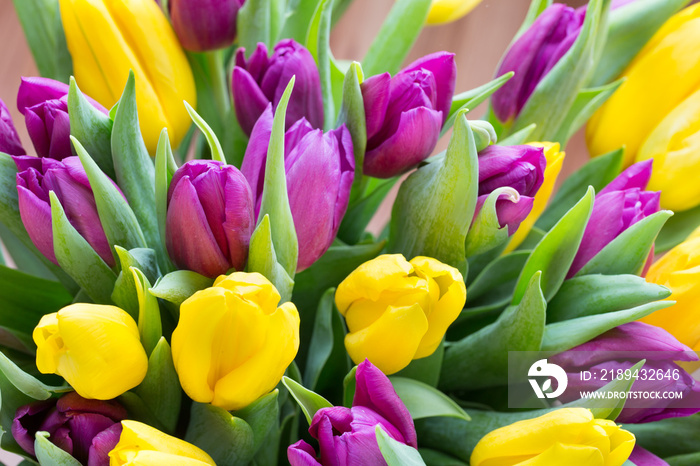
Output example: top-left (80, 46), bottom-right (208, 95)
top-left (335, 254), bottom-right (466, 375)
top-left (288, 360), bottom-right (417, 466)
top-left (552, 322), bottom-right (700, 424)
top-left (475, 144), bottom-right (546, 235)
top-left (471, 408), bottom-right (636, 466)
top-left (0, 98), bottom-right (25, 156)
top-left (362, 52), bottom-right (456, 178)
top-left (426, 0), bottom-right (482, 25)
top-left (109, 420), bottom-right (215, 466)
top-left (171, 272), bottom-right (300, 411)
top-left (242, 106), bottom-right (354, 271)
top-left (33, 304), bottom-right (148, 400)
top-left (59, 0), bottom-right (197, 152)
top-left (505, 142), bottom-right (565, 252)
top-left (170, 0), bottom-right (244, 52)
top-left (13, 391), bottom-right (126, 466)
top-left (232, 39), bottom-right (324, 136)
top-left (568, 160), bottom-right (660, 277)
top-left (14, 155), bottom-right (115, 266)
top-left (588, 4), bottom-right (700, 210)
top-left (166, 160), bottom-right (255, 278)
top-left (17, 77), bottom-right (108, 160)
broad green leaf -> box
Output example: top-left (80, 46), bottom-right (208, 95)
top-left (541, 300), bottom-right (675, 352)
top-left (50, 192), bottom-right (117, 304)
top-left (186, 403), bottom-right (256, 466)
top-left (0, 222), bottom-right (53, 281)
top-left (338, 178), bottom-right (397, 244)
top-left (306, 0), bottom-right (336, 129)
top-left (234, 390), bottom-right (279, 455)
top-left (377, 426), bottom-right (426, 466)
top-left (248, 215), bottom-right (295, 302)
top-left (237, 0), bottom-right (286, 52)
top-left (35, 431), bottom-right (82, 466)
top-left (497, 124), bottom-right (537, 146)
top-left (656, 203), bottom-right (700, 252)
top-left (342, 366), bottom-right (357, 408)
top-left (443, 72), bottom-right (514, 135)
top-left (513, 187), bottom-right (594, 304)
top-left (337, 62), bottom-right (367, 202)
top-left (111, 246), bottom-right (158, 319)
top-left (465, 187), bottom-right (518, 257)
top-left (184, 101), bottom-right (226, 163)
top-left (547, 274), bottom-right (671, 323)
top-left (119, 391), bottom-right (167, 431)
top-left (282, 376), bottom-right (332, 425)
top-left (304, 289), bottom-right (336, 390)
top-left (666, 453), bottom-right (700, 466)
top-left (154, 129), bottom-right (177, 273)
top-left (131, 268), bottom-right (162, 356)
top-left (466, 251), bottom-right (530, 304)
top-left (418, 449), bottom-right (468, 466)
top-left (394, 341), bottom-right (444, 387)
top-left (134, 338), bottom-right (181, 434)
top-left (361, 0), bottom-right (432, 77)
top-left (0, 351), bottom-right (58, 400)
top-left (389, 377), bottom-right (470, 421)
top-left (283, 0), bottom-right (324, 42)
top-left (150, 270), bottom-right (214, 307)
top-left (626, 415), bottom-right (700, 459)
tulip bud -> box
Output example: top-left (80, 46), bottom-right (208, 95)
top-left (552, 322), bottom-right (700, 424)
top-left (13, 391), bottom-right (126, 465)
top-left (288, 360), bottom-right (418, 465)
top-left (568, 160), bottom-right (660, 277)
top-left (362, 52), bottom-right (456, 178)
top-left (232, 39), bottom-right (324, 136)
top-left (171, 272), bottom-right (300, 411)
top-left (14, 155), bottom-right (115, 266)
top-left (169, 0), bottom-right (244, 52)
top-left (471, 408), bottom-right (636, 466)
top-left (59, 0), bottom-right (197, 152)
top-left (33, 304), bottom-right (148, 400)
top-left (426, 0), bottom-right (482, 25)
top-left (17, 77), bottom-right (108, 160)
top-left (166, 160), bottom-right (255, 278)
top-left (475, 144), bottom-right (546, 235)
top-left (109, 420), bottom-right (215, 465)
top-left (0, 98), bottom-right (25, 156)
top-left (242, 106), bottom-right (354, 271)
top-left (335, 254), bottom-right (466, 375)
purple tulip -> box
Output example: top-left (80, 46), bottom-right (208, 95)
top-left (0, 98), bottom-right (25, 156)
top-left (568, 160), bottom-right (659, 277)
top-left (13, 391), bottom-right (126, 466)
top-left (232, 39), bottom-right (324, 136)
top-left (362, 52), bottom-right (456, 178)
top-left (14, 155), bottom-right (115, 266)
top-left (166, 160), bottom-right (255, 278)
top-left (474, 145), bottom-right (546, 234)
top-left (288, 360), bottom-right (417, 466)
top-left (629, 446), bottom-right (669, 466)
top-left (17, 77), bottom-right (107, 160)
top-left (170, 0), bottom-right (244, 52)
top-left (241, 105), bottom-right (354, 271)
top-left (552, 322), bottom-right (700, 424)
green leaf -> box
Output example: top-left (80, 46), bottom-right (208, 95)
top-left (131, 267), bottom-right (162, 356)
top-left (441, 272), bottom-right (545, 391)
top-left (0, 351), bottom-right (59, 400)
top-left (257, 79), bottom-right (299, 276)
top-left (111, 246), bottom-right (158, 319)
top-left (541, 300), bottom-right (675, 352)
top-left (154, 129), bottom-right (178, 273)
top-left (513, 187), bottom-right (594, 304)
top-left (394, 341), bottom-right (444, 387)
top-left (466, 251), bottom-right (530, 303)
top-left (419, 449), bottom-right (468, 466)
top-left (234, 390), bottom-right (279, 456)
top-left (626, 415), bottom-right (700, 459)
top-left (338, 178), bottom-right (397, 244)
top-left (134, 338), bottom-right (181, 434)
top-left (306, 0), bottom-right (336, 130)
top-left (67, 77), bottom-right (114, 178)
top-left (361, 0), bottom-right (432, 77)
top-left (444, 73), bottom-right (514, 135)
top-left (377, 426), bottom-right (426, 466)
top-left (150, 270), bottom-right (214, 307)
top-left (237, 0), bottom-right (286, 52)
top-left (11, 0), bottom-right (72, 82)
top-left (304, 289), bottom-right (336, 390)
top-left (186, 403), bottom-right (256, 466)
top-left (666, 453), bottom-right (700, 466)
top-left (537, 148), bottom-right (623, 231)
top-left (35, 431), bottom-right (82, 466)
top-left (576, 210), bottom-right (673, 276)
top-left (248, 215), bottom-right (295, 302)
top-left (282, 376), bottom-right (333, 425)
top-left (50, 192), bottom-right (117, 304)
top-left (389, 377), bottom-right (470, 421)
top-left (389, 111), bottom-right (477, 274)
top-left (465, 187), bottom-right (518, 257)
top-left (282, 0), bottom-right (324, 42)
top-left (547, 274), bottom-right (671, 323)
top-left (497, 124), bottom-right (537, 146)
top-left (514, 0), bottom-right (553, 40)
top-left (656, 203), bottom-right (700, 252)
top-left (184, 101), bottom-right (226, 163)
top-left (342, 366), bottom-right (357, 408)
top-left (337, 62), bottom-right (367, 201)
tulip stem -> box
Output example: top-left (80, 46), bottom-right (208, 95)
top-left (205, 50), bottom-right (232, 129)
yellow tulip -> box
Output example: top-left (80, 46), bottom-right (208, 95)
top-left (426, 0), bottom-right (482, 25)
top-left (59, 0), bottom-right (197, 153)
top-left (335, 254), bottom-right (466, 375)
top-left (586, 3), bottom-right (700, 211)
top-left (33, 304), bottom-right (148, 400)
top-left (171, 272), bottom-right (299, 411)
top-left (471, 408), bottom-right (635, 466)
top-left (109, 420), bottom-right (216, 466)
top-left (640, 226), bottom-right (700, 350)
top-left (505, 142), bottom-right (566, 253)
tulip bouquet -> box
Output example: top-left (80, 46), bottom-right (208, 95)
top-left (2, 0), bottom-right (700, 464)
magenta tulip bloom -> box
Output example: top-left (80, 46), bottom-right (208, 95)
top-left (568, 160), bottom-right (660, 277)
top-left (166, 160), bottom-right (255, 278)
top-left (14, 155), bottom-right (114, 266)
top-left (232, 39), bottom-right (324, 136)
top-left (13, 391), bottom-right (126, 466)
top-left (288, 360), bottom-right (417, 466)
top-left (629, 446), bottom-right (669, 466)
top-left (241, 105), bottom-right (354, 271)
top-left (0, 98), bottom-right (25, 156)
top-left (362, 52), bottom-right (456, 178)
top-left (17, 77), bottom-right (107, 160)
top-left (552, 322), bottom-right (700, 424)
top-left (170, 0), bottom-right (244, 52)
top-left (474, 145), bottom-right (545, 234)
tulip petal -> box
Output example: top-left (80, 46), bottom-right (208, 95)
top-left (628, 446), bottom-right (669, 466)
top-left (12, 400), bottom-right (55, 455)
top-left (400, 52), bottom-right (457, 121)
top-left (241, 104), bottom-right (274, 207)
top-left (87, 423), bottom-right (122, 466)
top-left (517, 443), bottom-right (605, 466)
top-left (361, 73), bottom-right (391, 140)
top-left (0, 98), bottom-right (25, 156)
top-left (600, 159), bottom-right (653, 195)
top-left (233, 67), bottom-right (271, 136)
top-left (288, 440), bottom-right (322, 466)
top-left (67, 413), bottom-right (116, 463)
top-left (17, 184), bottom-right (57, 264)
